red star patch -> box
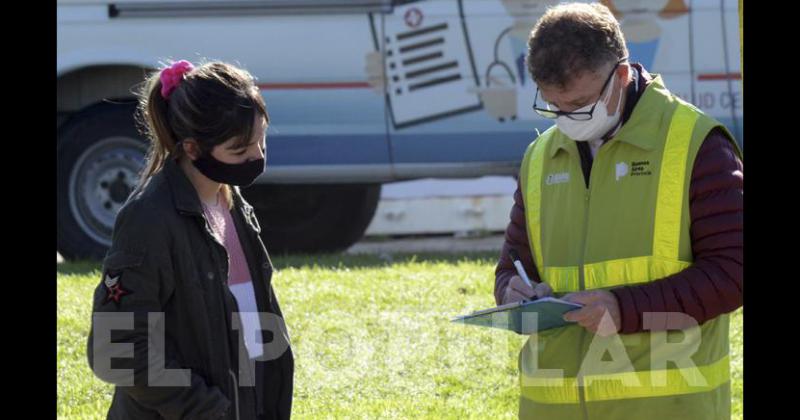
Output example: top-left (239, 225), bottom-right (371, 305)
top-left (103, 272), bottom-right (132, 306)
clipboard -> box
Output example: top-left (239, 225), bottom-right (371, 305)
top-left (452, 297), bottom-right (583, 334)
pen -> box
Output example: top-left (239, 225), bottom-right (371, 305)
top-left (508, 248), bottom-right (534, 290)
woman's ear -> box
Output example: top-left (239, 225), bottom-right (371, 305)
top-left (181, 138), bottom-right (202, 161)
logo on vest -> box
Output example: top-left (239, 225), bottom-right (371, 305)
top-left (631, 160), bottom-right (652, 176)
top-left (545, 172), bottom-right (570, 185)
top-left (615, 162), bottom-right (629, 181)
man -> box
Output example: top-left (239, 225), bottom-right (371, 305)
top-left (493, 3), bottom-right (742, 419)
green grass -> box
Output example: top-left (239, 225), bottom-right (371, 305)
top-left (58, 253), bottom-right (743, 419)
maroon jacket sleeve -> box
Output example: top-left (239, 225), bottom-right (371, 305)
top-left (494, 177), bottom-right (541, 305)
top-left (611, 128), bottom-right (743, 333)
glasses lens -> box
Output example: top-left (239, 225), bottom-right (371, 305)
top-left (535, 108), bottom-right (558, 119)
top-left (533, 89), bottom-right (559, 119)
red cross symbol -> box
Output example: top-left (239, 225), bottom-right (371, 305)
top-left (404, 7), bottom-right (424, 28)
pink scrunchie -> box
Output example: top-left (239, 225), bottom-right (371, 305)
top-left (160, 60), bottom-right (195, 99)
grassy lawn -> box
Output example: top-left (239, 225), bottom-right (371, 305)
top-left (57, 252), bottom-right (742, 419)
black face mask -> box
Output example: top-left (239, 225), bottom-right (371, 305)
top-left (192, 152), bottom-right (266, 187)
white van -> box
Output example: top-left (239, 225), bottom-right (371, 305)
top-left (57, 0), bottom-right (742, 259)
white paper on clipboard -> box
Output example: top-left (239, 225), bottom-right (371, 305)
top-left (378, 0), bottom-right (482, 129)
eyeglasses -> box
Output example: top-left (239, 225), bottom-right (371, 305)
top-left (532, 57), bottom-right (628, 121)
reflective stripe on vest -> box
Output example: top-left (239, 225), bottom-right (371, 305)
top-left (521, 355), bottom-right (730, 404)
top-left (525, 104), bottom-right (698, 293)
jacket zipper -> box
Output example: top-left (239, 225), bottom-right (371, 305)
top-left (228, 369), bottom-right (240, 420)
top-left (577, 191), bottom-right (590, 420)
top-left (576, 147), bottom-right (599, 420)
top-left (197, 213), bottom-right (240, 419)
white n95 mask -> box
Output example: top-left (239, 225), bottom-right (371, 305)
top-left (555, 74), bottom-right (624, 142)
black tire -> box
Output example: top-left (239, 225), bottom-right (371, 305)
top-left (57, 101), bottom-right (148, 261)
top-left (241, 183), bottom-right (381, 254)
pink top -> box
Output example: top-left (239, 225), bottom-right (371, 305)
top-left (202, 193), bottom-right (263, 359)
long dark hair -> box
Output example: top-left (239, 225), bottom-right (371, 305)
top-left (136, 60), bottom-right (269, 205)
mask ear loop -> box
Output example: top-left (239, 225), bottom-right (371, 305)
top-left (601, 57), bottom-right (633, 110)
top-left (175, 139), bottom-right (212, 159)
top-left (604, 65), bottom-right (628, 117)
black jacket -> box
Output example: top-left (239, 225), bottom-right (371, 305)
top-left (87, 158), bottom-right (294, 420)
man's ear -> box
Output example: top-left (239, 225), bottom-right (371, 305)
top-left (618, 62), bottom-right (630, 82)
